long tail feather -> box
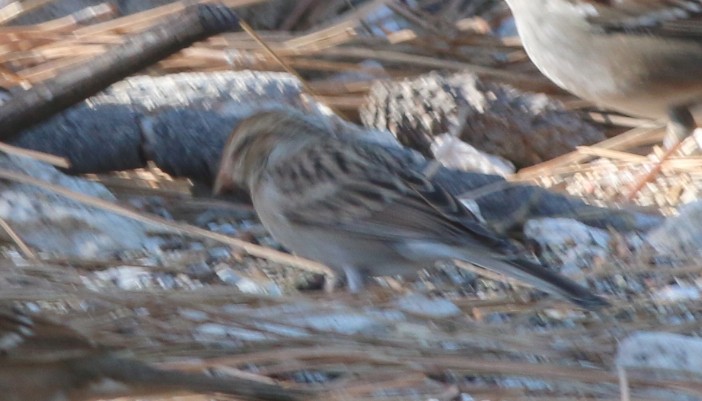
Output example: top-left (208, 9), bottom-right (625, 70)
top-left (459, 252), bottom-right (609, 310)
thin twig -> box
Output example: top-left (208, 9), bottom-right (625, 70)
top-left (0, 216), bottom-right (37, 260)
top-left (625, 139), bottom-right (686, 201)
top-left (0, 142), bottom-right (70, 168)
top-left (238, 18), bottom-right (346, 118)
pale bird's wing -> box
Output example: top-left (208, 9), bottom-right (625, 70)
top-left (578, 0), bottom-right (702, 38)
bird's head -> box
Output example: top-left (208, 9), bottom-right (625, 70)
top-left (213, 108), bottom-right (330, 195)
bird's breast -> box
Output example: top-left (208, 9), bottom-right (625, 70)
top-left (513, 9), bottom-right (702, 117)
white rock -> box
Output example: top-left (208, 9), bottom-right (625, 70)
top-left (524, 218), bottom-right (611, 274)
top-left (179, 309), bottom-right (209, 322)
top-left (647, 200), bottom-right (702, 256)
top-left (394, 294), bottom-right (461, 318)
top-left (225, 303), bottom-right (403, 335)
top-left (0, 154), bottom-right (148, 257)
top-left (617, 332), bottom-right (702, 375)
top-left (88, 266), bottom-right (151, 290)
top-left (654, 285), bottom-right (701, 303)
top-left (431, 133), bottom-right (515, 176)
top-left (235, 277), bottom-right (282, 296)
top-left (215, 266), bottom-right (241, 285)
top-left (195, 323), bottom-right (268, 342)
top-left (295, 313), bottom-right (381, 335)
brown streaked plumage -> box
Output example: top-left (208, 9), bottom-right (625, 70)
top-left (214, 109), bottom-right (609, 310)
top-left (0, 307), bottom-right (309, 401)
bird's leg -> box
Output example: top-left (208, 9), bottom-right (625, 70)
top-left (343, 266), bottom-right (366, 293)
top-left (323, 266), bottom-right (366, 293)
top-left (663, 105), bottom-right (697, 151)
top-left (626, 106), bottom-right (698, 199)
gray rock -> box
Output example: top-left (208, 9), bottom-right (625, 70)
top-left (647, 201), bottom-right (702, 257)
top-left (394, 294), bottom-right (461, 318)
top-left (361, 71), bottom-right (605, 167)
top-left (0, 154), bottom-right (148, 257)
top-left (431, 133), bottom-right (515, 176)
top-left (524, 218), bottom-right (612, 275)
top-left (618, 331), bottom-right (702, 374)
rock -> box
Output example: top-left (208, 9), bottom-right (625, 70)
top-left (524, 218), bottom-right (612, 275)
top-left (0, 154), bottom-right (149, 258)
top-left (646, 200), bottom-right (702, 257)
top-left (361, 71), bottom-right (605, 167)
top-left (617, 332), bottom-right (702, 375)
top-left (394, 294), bottom-right (461, 318)
top-left (653, 285), bottom-right (701, 303)
top-left (431, 133), bottom-right (515, 176)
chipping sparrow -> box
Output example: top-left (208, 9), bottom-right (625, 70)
top-left (214, 109), bottom-right (609, 310)
top-left (504, 0), bottom-right (702, 147)
top-left (0, 307), bottom-right (308, 401)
